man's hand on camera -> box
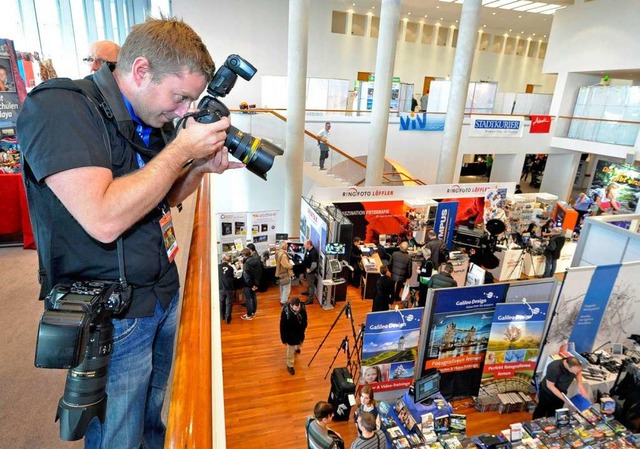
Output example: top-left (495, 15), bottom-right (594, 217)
top-left (177, 116), bottom-right (230, 161)
top-left (192, 146), bottom-right (244, 174)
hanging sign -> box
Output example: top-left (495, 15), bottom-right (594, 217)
top-left (469, 115), bottom-right (524, 138)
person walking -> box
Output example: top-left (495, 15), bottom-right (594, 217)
top-left (280, 297), bottom-right (308, 375)
top-left (275, 241), bottom-right (294, 305)
top-left (543, 227), bottom-right (565, 278)
top-left (218, 254), bottom-right (236, 324)
top-left (301, 239), bottom-right (319, 304)
top-left (241, 247), bottom-right (262, 320)
top-left (372, 265), bottom-right (398, 312)
top-left (317, 122), bottom-right (331, 170)
top-left (389, 241), bottom-right (413, 296)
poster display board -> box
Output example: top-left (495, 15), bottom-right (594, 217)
top-left (481, 302), bottom-right (549, 394)
top-left (334, 200), bottom-right (409, 245)
top-left (590, 160), bottom-right (640, 215)
top-left (434, 201), bottom-right (458, 250)
top-left (0, 38), bottom-right (26, 130)
top-left (418, 284), bottom-right (507, 399)
top-left (361, 308), bottom-right (424, 393)
top-left (469, 115), bottom-right (525, 138)
top-left (300, 198), bottom-right (330, 305)
top-left (216, 210), bottom-right (279, 256)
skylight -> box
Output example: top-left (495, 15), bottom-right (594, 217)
top-left (439, 0), bottom-right (566, 15)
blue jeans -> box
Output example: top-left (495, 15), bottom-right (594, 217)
top-left (243, 287), bottom-right (257, 316)
top-left (543, 254), bottom-right (557, 278)
top-left (84, 292), bottom-right (179, 449)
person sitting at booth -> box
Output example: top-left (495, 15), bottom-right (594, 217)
top-left (532, 356), bottom-right (588, 419)
top-left (350, 236), bottom-right (363, 287)
top-left (353, 385), bottom-right (381, 436)
top-left (306, 401), bottom-right (343, 449)
top-left (372, 265), bottom-right (398, 312)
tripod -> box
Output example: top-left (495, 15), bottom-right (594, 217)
top-left (309, 299), bottom-right (365, 383)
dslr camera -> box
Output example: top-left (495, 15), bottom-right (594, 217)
top-left (35, 280), bottom-right (131, 441)
top-left (191, 54), bottom-right (284, 180)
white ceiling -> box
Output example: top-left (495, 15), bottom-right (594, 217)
top-left (334, 0), bottom-right (577, 41)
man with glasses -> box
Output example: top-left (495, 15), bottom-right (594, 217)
top-left (84, 40), bottom-right (120, 73)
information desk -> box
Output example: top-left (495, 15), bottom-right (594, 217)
top-left (488, 246), bottom-right (524, 281)
top-left (0, 173), bottom-right (35, 249)
top-left (379, 391), bottom-right (453, 448)
top-left (360, 252), bottom-right (383, 300)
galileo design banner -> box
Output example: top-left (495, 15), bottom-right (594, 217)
top-left (482, 302), bottom-right (549, 393)
top-left (420, 284), bottom-right (507, 399)
top-left (361, 308), bottom-right (423, 393)
top-left (469, 115), bottom-right (524, 138)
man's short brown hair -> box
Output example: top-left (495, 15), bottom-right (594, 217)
top-left (358, 412), bottom-right (376, 432)
top-left (117, 16), bottom-right (215, 82)
top-left (313, 401), bottom-right (333, 420)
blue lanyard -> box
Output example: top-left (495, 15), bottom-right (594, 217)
top-left (122, 95), bottom-right (152, 168)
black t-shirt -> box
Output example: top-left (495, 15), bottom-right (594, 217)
top-left (541, 359), bottom-right (576, 395)
top-left (18, 74), bottom-right (179, 318)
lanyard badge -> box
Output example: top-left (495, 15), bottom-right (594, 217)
top-left (160, 207), bottom-right (179, 263)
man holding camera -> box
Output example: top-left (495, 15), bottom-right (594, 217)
top-left (18, 17), bottom-right (242, 449)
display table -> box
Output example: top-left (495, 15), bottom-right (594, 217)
top-left (555, 240), bottom-right (576, 274)
top-left (0, 173), bottom-right (35, 249)
top-left (488, 246), bottom-right (524, 281)
top-left (522, 252), bottom-right (545, 278)
top-left (360, 252), bottom-right (383, 300)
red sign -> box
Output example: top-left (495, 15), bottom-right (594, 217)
top-left (529, 115), bottom-right (551, 133)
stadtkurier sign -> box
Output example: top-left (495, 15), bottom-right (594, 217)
top-left (469, 115), bottom-right (524, 138)
top-left (308, 183), bottom-right (516, 203)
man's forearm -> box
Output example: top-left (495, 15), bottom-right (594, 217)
top-left (166, 162), bottom-right (207, 206)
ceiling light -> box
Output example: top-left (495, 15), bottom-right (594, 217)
top-left (492, 12), bottom-right (496, 15)
top-left (509, 29), bottom-right (512, 32)
top-left (440, 17), bottom-right (444, 20)
top-left (527, 4), bottom-right (563, 13)
top-left (501, 1), bottom-right (532, 10)
top-left (408, 12), bottom-right (411, 15)
top-left (513, 2), bottom-right (547, 11)
top-left (484, 0), bottom-right (522, 8)
top-left (483, 24), bottom-right (487, 27)
top-left (532, 33), bottom-right (535, 36)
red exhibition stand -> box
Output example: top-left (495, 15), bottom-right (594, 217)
top-left (0, 173), bottom-right (35, 249)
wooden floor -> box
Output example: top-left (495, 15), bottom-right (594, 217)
top-left (221, 281), bottom-right (534, 448)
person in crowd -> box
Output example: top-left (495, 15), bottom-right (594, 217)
top-left (363, 365), bottom-right (383, 384)
top-left (420, 92), bottom-right (429, 111)
top-left (573, 192), bottom-right (593, 221)
top-left (275, 240), bottom-right (294, 305)
top-left (416, 247), bottom-right (435, 308)
top-left (514, 184), bottom-right (523, 194)
top-left (17, 17), bottom-right (243, 448)
top-left (351, 412), bottom-right (385, 449)
top-left (218, 254), bottom-right (236, 324)
top-left (353, 385), bottom-right (381, 436)
top-left (485, 154), bottom-right (493, 181)
top-left (372, 265), bottom-right (398, 312)
top-left (543, 227), bottom-right (565, 278)
top-left (0, 65), bottom-right (14, 91)
top-left (389, 241), bottom-right (413, 296)
top-left (280, 297), bottom-right (307, 375)
top-left (317, 121), bottom-right (331, 170)
top-left (242, 246), bottom-right (262, 320)
top-left (593, 183), bottom-right (621, 215)
top-left (533, 357), bottom-right (588, 419)
top-left (521, 155), bottom-right (534, 182)
top-left (427, 263), bottom-right (458, 290)
top-left (526, 222), bottom-right (541, 239)
top-left (350, 236), bottom-right (363, 287)
top-left (84, 40), bottom-right (121, 73)
top-left (301, 239), bottom-right (319, 304)
top-left (425, 230), bottom-right (446, 269)
top-left (306, 401), bottom-right (343, 449)
top-left (411, 95), bottom-right (418, 112)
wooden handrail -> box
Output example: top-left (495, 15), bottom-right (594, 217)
top-left (557, 115), bottom-right (640, 125)
top-left (166, 176), bottom-right (212, 449)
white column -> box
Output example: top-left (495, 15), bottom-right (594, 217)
top-left (540, 153), bottom-right (582, 200)
top-left (400, 18), bottom-right (407, 42)
top-left (436, 0), bottom-right (482, 184)
top-left (284, 0), bottom-right (309, 236)
top-left (365, 13), bottom-right (373, 37)
top-left (447, 26), bottom-right (455, 47)
top-left (365, 0), bottom-right (401, 186)
top-left (346, 10), bottom-right (353, 35)
top-left (417, 22), bottom-right (424, 44)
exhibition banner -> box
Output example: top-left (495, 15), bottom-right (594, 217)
top-left (434, 201), bottom-right (458, 250)
top-left (569, 264), bottom-right (621, 353)
top-left (218, 212), bottom-right (249, 254)
top-left (421, 284), bottom-right (507, 398)
top-left (482, 302), bottom-right (549, 393)
top-left (309, 183), bottom-right (516, 203)
top-left (398, 112), bottom-right (445, 131)
top-left (469, 115), bottom-right (524, 138)
top-left (0, 39), bottom-right (25, 129)
top-left (334, 201), bottom-right (409, 244)
top-left (361, 308), bottom-right (423, 393)
top-left (529, 115), bottom-right (552, 133)
top-left (590, 159), bottom-right (640, 214)
top-left (249, 210), bottom-right (279, 255)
